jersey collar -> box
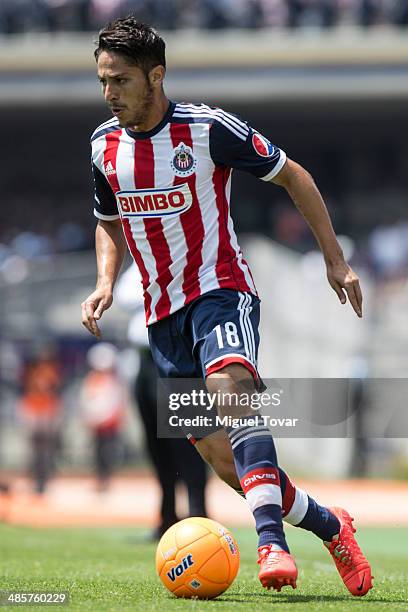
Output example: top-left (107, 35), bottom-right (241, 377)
top-left (125, 101), bottom-right (176, 140)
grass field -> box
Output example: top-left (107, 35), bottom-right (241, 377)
top-left (0, 523), bottom-right (407, 611)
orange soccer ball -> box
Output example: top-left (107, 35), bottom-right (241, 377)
top-left (155, 517), bottom-right (240, 599)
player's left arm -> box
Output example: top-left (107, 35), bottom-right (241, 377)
top-left (208, 112), bottom-right (362, 316)
top-left (272, 158), bottom-right (362, 318)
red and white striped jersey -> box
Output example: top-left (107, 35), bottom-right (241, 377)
top-left (91, 102), bottom-right (286, 325)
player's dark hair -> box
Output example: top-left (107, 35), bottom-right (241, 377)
top-left (94, 16), bottom-right (166, 75)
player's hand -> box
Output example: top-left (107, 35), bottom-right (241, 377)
top-left (81, 286), bottom-right (113, 338)
top-left (326, 260), bottom-right (363, 318)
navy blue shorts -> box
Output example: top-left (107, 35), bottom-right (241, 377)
top-left (148, 289), bottom-right (263, 442)
top-left (148, 289), bottom-right (262, 383)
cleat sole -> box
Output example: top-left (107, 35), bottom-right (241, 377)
top-left (260, 576), bottom-right (297, 592)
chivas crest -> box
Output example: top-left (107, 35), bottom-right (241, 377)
top-left (170, 142), bottom-right (197, 177)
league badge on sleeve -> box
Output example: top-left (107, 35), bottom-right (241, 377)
top-left (170, 142), bottom-right (197, 177)
top-left (252, 133), bottom-right (274, 158)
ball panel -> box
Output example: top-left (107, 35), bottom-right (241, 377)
top-left (178, 533), bottom-right (220, 570)
top-left (196, 547), bottom-right (229, 584)
top-left (188, 517), bottom-right (229, 538)
top-left (172, 584), bottom-right (194, 598)
top-left (174, 519), bottom-right (210, 549)
top-left (187, 578), bottom-right (230, 599)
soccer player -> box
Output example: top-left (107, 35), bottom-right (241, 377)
top-left (82, 17), bottom-right (372, 596)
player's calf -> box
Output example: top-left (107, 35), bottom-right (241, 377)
top-left (206, 365), bottom-right (292, 580)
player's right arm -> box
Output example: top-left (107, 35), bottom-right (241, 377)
top-left (82, 129), bottom-right (124, 338)
top-left (81, 219), bottom-right (126, 338)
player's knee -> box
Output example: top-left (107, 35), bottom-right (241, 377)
top-left (206, 363), bottom-right (255, 417)
top-left (206, 363), bottom-right (252, 389)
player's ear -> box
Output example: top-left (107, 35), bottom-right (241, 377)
top-left (149, 65), bottom-right (165, 88)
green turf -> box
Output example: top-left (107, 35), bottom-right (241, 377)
top-left (0, 523), bottom-right (407, 611)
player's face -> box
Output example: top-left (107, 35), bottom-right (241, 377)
top-left (97, 51), bottom-right (154, 129)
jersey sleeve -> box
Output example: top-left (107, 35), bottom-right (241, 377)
top-left (91, 161), bottom-right (120, 221)
top-left (209, 112), bottom-right (286, 181)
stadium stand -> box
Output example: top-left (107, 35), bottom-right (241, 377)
top-left (1, 0), bottom-right (408, 34)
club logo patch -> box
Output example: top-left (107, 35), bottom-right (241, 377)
top-left (170, 142), bottom-right (197, 177)
top-left (252, 133), bottom-right (274, 158)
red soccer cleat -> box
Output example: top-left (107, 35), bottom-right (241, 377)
top-left (258, 544), bottom-right (298, 592)
top-left (325, 507), bottom-right (373, 597)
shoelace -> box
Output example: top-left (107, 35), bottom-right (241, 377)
top-left (258, 547), bottom-right (281, 567)
top-left (329, 530), bottom-right (365, 568)
top-left (331, 540), bottom-right (352, 565)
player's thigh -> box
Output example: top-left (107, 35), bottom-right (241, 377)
top-left (190, 289), bottom-right (261, 382)
top-left (148, 312), bottom-right (198, 378)
top-left (206, 362), bottom-right (256, 418)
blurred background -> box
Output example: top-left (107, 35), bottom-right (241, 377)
top-left (1, 0), bottom-right (408, 529)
